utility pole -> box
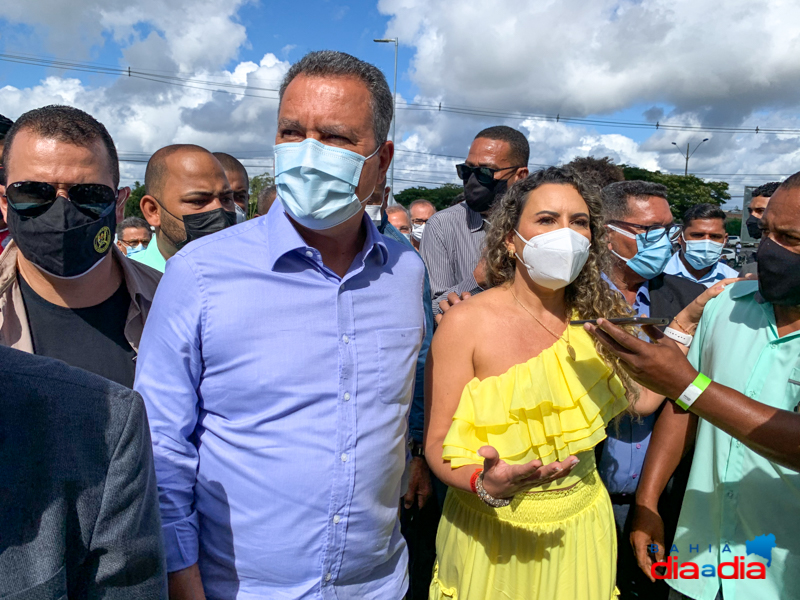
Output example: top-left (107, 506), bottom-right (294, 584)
top-left (672, 138), bottom-right (709, 176)
top-left (373, 38), bottom-right (398, 192)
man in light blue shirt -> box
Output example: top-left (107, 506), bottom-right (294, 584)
top-left (135, 51), bottom-right (425, 600)
top-left (664, 204), bottom-right (738, 288)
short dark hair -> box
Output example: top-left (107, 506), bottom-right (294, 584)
top-left (213, 152), bottom-right (249, 185)
top-left (777, 172), bottom-right (800, 191)
top-left (682, 203), bottom-right (726, 228)
top-left (0, 113), bottom-right (13, 140)
top-left (2, 105), bottom-right (119, 187)
top-left (145, 144), bottom-right (209, 198)
top-left (752, 182), bottom-right (781, 198)
top-left (116, 216), bottom-right (152, 239)
top-left (474, 125), bottom-right (530, 167)
top-left (280, 51), bottom-right (393, 147)
top-left (601, 180), bottom-right (668, 221)
top-left (256, 185), bottom-right (277, 215)
top-left (565, 156), bottom-right (624, 189)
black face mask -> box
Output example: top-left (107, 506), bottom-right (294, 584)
top-left (159, 203), bottom-right (237, 251)
top-left (757, 237), bottom-right (800, 306)
top-left (6, 197), bottom-right (116, 278)
top-left (463, 173), bottom-right (508, 214)
top-left (746, 214), bottom-right (762, 240)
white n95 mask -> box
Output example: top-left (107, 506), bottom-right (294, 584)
top-left (514, 227), bottom-right (591, 290)
top-left (275, 138), bottom-right (380, 230)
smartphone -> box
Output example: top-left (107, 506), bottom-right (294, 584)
top-left (570, 317), bottom-right (670, 326)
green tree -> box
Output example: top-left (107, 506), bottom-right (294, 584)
top-left (726, 218), bottom-right (742, 236)
top-left (125, 181), bottom-right (145, 219)
top-left (249, 172), bottom-right (275, 218)
top-left (620, 165), bottom-right (730, 220)
top-left (395, 183), bottom-right (462, 211)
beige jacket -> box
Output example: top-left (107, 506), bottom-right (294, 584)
top-left (0, 240), bottom-right (162, 354)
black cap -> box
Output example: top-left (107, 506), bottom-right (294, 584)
top-left (0, 114), bottom-right (13, 140)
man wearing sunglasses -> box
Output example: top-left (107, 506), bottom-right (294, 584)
top-left (598, 180), bottom-right (706, 600)
top-left (0, 105), bottom-right (161, 389)
top-left (420, 125), bottom-right (528, 316)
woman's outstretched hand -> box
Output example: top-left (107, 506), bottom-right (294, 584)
top-left (478, 445), bottom-right (580, 499)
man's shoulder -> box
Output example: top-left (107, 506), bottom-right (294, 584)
top-left (0, 346), bottom-right (140, 440)
top-left (427, 201), bottom-right (467, 227)
top-left (659, 272), bottom-right (706, 299)
top-left (178, 220), bottom-right (262, 261)
top-left (120, 249), bottom-right (162, 290)
top-left (715, 261), bottom-right (740, 279)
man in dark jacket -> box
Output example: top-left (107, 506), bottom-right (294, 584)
top-left (0, 345), bottom-right (166, 599)
top-left (599, 180), bottom-right (706, 600)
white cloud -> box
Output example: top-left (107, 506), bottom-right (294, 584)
top-left (378, 0), bottom-right (800, 203)
top-left (2, 0), bottom-right (799, 206)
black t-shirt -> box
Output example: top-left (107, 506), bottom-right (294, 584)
top-left (19, 275), bottom-right (137, 387)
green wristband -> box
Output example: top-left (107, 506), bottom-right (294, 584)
top-left (675, 373), bottom-right (711, 411)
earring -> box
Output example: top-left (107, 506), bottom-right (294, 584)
top-left (508, 247), bottom-right (515, 258)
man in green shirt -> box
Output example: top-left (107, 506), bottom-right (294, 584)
top-left (586, 172), bottom-right (800, 600)
top-left (133, 145), bottom-right (237, 273)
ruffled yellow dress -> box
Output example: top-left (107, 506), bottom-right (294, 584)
top-left (429, 325), bottom-right (629, 600)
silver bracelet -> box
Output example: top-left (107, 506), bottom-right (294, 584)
top-left (475, 472), bottom-right (512, 507)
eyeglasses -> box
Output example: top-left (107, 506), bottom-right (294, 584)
top-left (5, 181), bottom-right (117, 218)
top-left (456, 163), bottom-right (525, 186)
top-left (119, 238), bottom-right (150, 247)
top-left (607, 219), bottom-right (682, 243)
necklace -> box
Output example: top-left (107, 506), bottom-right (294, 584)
top-left (510, 289), bottom-right (576, 360)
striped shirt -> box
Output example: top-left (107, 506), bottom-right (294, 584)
top-left (419, 199), bottom-right (487, 314)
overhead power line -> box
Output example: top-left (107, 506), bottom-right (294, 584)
top-left (5, 52), bottom-right (800, 136)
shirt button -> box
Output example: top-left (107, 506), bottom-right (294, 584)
top-left (343, 392), bottom-right (351, 401)
top-left (325, 573), bottom-right (332, 582)
top-left (341, 453), bottom-right (348, 462)
top-left (305, 250), bottom-right (313, 257)
top-left (342, 335), bottom-right (350, 344)
top-left (636, 443), bottom-right (642, 449)
top-left (333, 515), bottom-right (341, 524)
top-left (727, 491), bottom-right (734, 499)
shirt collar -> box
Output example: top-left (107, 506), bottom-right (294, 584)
top-left (602, 272), bottom-right (651, 301)
top-left (266, 199), bottom-right (389, 272)
top-left (730, 279), bottom-right (760, 300)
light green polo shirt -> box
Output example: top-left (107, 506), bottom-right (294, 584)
top-left (669, 280), bottom-right (800, 600)
top-left (129, 235), bottom-right (167, 273)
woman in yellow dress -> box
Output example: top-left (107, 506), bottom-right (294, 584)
top-left (425, 167), bottom-right (665, 600)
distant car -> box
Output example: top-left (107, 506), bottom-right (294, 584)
top-left (742, 240), bottom-right (758, 248)
top-left (721, 248), bottom-right (736, 262)
top-left (727, 236), bottom-right (741, 248)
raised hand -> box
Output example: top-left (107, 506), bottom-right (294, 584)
top-left (478, 445), bottom-right (580, 499)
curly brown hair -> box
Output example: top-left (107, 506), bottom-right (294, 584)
top-left (483, 166), bottom-right (638, 405)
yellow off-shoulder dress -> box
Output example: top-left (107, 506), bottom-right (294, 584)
top-left (429, 325), bottom-right (629, 600)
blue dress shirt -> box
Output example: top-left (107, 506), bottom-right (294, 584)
top-left (663, 251), bottom-right (739, 288)
top-left (378, 216), bottom-right (434, 444)
top-left (135, 203), bottom-right (425, 600)
top-left (597, 277), bottom-right (656, 495)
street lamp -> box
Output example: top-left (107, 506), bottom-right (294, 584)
top-left (672, 138), bottom-right (709, 176)
top-left (374, 37), bottom-right (398, 191)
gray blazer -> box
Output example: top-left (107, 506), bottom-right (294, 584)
top-left (0, 345), bottom-right (167, 599)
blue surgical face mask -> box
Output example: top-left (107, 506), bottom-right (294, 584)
top-left (682, 234), bottom-right (724, 270)
top-left (608, 224), bottom-right (674, 280)
top-left (274, 139), bottom-right (381, 230)
top-left (125, 243), bottom-right (145, 257)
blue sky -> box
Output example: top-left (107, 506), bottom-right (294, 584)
top-left (2, 0), bottom-right (800, 209)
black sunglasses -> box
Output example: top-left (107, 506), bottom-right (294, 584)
top-left (455, 163), bottom-right (525, 186)
top-left (5, 181), bottom-right (117, 218)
